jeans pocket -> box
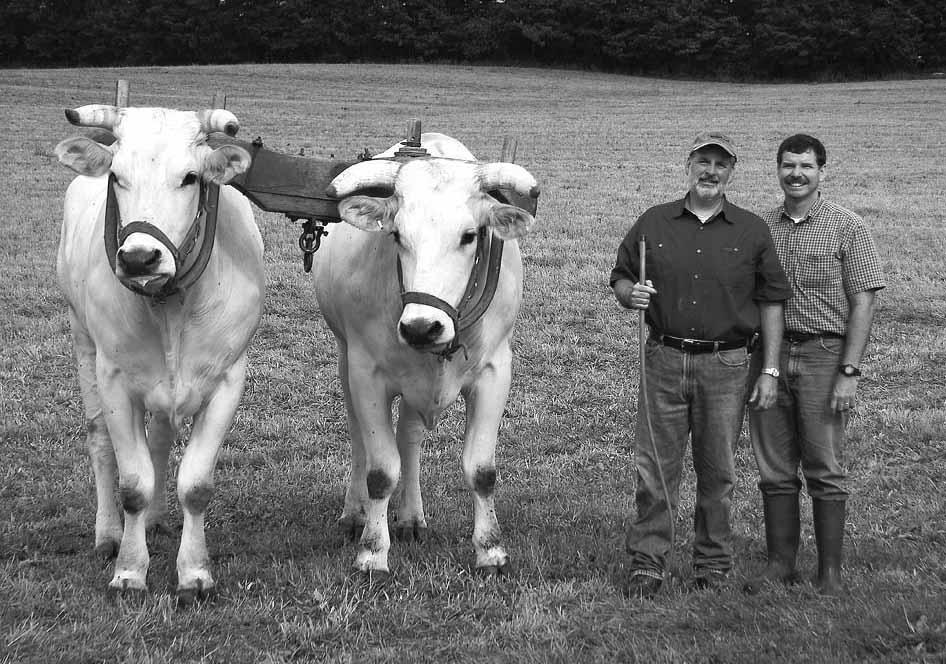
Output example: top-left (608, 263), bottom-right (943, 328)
top-left (819, 336), bottom-right (844, 355)
top-left (715, 347), bottom-right (749, 367)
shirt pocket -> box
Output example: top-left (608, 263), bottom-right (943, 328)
top-left (798, 252), bottom-right (843, 289)
top-left (645, 242), bottom-right (673, 279)
top-left (717, 246), bottom-right (755, 290)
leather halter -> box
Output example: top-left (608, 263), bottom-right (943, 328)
top-left (397, 225), bottom-right (505, 361)
top-left (104, 173), bottom-right (220, 299)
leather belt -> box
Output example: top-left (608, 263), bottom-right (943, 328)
top-left (651, 333), bottom-right (749, 354)
top-left (783, 331), bottom-right (845, 343)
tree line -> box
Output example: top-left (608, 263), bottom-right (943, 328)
top-left (3, 0), bottom-right (944, 80)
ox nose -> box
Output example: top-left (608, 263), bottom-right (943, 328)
top-left (399, 319), bottom-right (445, 347)
top-left (117, 247), bottom-right (162, 276)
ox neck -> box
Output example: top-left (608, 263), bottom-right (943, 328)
top-left (397, 226), bottom-right (505, 361)
top-left (104, 173), bottom-right (220, 301)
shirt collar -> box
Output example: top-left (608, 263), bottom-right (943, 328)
top-left (676, 195), bottom-right (735, 224)
top-left (779, 193), bottom-right (824, 224)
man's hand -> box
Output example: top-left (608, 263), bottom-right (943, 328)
top-left (749, 374), bottom-right (777, 410)
top-left (614, 279), bottom-right (656, 310)
top-left (830, 375), bottom-right (858, 413)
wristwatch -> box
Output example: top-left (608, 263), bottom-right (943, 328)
top-left (838, 364), bottom-right (862, 377)
top-left (761, 367), bottom-right (780, 378)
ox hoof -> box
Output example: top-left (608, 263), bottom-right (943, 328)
top-left (93, 539), bottom-right (120, 560)
top-left (107, 577), bottom-right (148, 601)
top-left (476, 561), bottom-right (512, 578)
top-left (338, 516), bottom-right (365, 541)
top-left (393, 522), bottom-right (428, 543)
top-left (176, 579), bottom-right (216, 607)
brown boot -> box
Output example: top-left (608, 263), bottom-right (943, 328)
top-left (813, 498), bottom-right (846, 597)
top-left (743, 493), bottom-right (800, 594)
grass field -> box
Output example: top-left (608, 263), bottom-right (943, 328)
top-left (1, 64), bottom-right (944, 663)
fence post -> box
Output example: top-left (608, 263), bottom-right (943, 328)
top-left (115, 79), bottom-right (129, 107)
top-left (500, 136), bottom-right (518, 163)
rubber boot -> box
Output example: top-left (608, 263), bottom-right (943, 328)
top-left (743, 493), bottom-right (800, 594)
top-left (813, 498), bottom-right (846, 597)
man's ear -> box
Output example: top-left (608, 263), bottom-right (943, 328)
top-left (338, 195), bottom-right (397, 232)
top-left (489, 203), bottom-right (535, 240)
top-left (54, 136), bottom-right (114, 176)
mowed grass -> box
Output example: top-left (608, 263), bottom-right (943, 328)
top-left (1, 64), bottom-right (944, 663)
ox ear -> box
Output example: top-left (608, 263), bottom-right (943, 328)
top-left (488, 203), bottom-right (535, 240)
top-left (54, 136), bottom-right (113, 176)
top-left (337, 195), bottom-right (396, 233)
top-left (205, 145), bottom-right (252, 184)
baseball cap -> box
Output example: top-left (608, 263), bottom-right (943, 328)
top-left (688, 132), bottom-right (737, 161)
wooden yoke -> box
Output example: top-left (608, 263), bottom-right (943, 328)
top-left (206, 135), bottom-right (356, 223)
top-left (97, 83), bottom-right (538, 271)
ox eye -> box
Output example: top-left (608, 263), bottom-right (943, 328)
top-left (460, 230), bottom-right (478, 246)
top-left (181, 172), bottom-right (198, 187)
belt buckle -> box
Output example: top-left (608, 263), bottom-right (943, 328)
top-left (681, 337), bottom-right (701, 351)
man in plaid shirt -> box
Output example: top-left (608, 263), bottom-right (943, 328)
top-left (744, 134), bottom-right (886, 597)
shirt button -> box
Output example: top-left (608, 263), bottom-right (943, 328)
top-left (692, 300), bottom-right (697, 305)
top-left (694, 274), bottom-right (699, 279)
top-left (696, 249), bottom-right (702, 254)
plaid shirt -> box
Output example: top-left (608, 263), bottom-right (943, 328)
top-left (763, 196), bottom-right (885, 336)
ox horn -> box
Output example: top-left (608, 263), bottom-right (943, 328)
top-left (198, 109), bottom-right (240, 136)
top-left (64, 104), bottom-right (121, 130)
top-left (326, 159), bottom-right (402, 198)
top-left (476, 163), bottom-right (540, 199)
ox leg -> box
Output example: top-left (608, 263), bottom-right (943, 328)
top-left (393, 403), bottom-right (428, 542)
top-left (69, 310), bottom-right (122, 558)
top-left (98, 378), bottom-right (153, 593)
top-left (347, 360), bottom-right (399, 575)
top-left (145, 413), bottom-right (173, 535)
top-left (461, 349), bottom-right (512, 574)
top-left (175, 355), bottom-right (247, 603)
top-left (337, 343), bottom-right (368, 538)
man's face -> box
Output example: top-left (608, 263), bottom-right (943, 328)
top-left (778, 149), bottom-right (824, 202)
top-left (686, 146), bottom-right (734, 204)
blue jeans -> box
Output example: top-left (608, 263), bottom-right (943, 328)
top-left (627, 340), bottom-right (750, 575)
top-left (748, 337), bottom-right (849, 501)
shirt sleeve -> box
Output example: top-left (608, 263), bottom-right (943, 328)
top-left (609, 222), bottom-right (642, 287)
top-left (843, 223), bottom-right (886, 294)
top-left (753, 222), bottom-right (793, 303)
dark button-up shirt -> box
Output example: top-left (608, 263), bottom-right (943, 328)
top-left (762, 196), bottom-right (885, 336)
top-left (610, 197), bottom-right (792, 342)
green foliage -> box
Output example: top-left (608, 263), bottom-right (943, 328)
top-left (2, 0), bottom-right (944, 78)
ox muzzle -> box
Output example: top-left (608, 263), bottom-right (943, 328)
top-left (396, 227), bottom-right (504, 360)
top-left (104, 174), bottom-right (220, 298)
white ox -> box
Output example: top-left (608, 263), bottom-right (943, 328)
top-left (316, 133), bottom-right (539, 576)
top-left (55, 105), bottom-right (263, 600)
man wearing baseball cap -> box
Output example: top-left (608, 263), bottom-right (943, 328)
top-left (610, 132), bottom-right (791, 598)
